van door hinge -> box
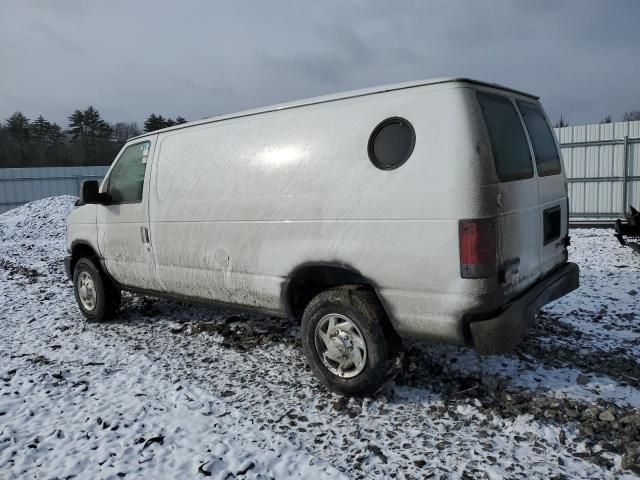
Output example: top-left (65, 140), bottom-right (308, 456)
top-left (496, 192), bottom-right (503, 207)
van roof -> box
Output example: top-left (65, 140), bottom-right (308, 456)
top-left (130, 77), bottom-right (538, 141)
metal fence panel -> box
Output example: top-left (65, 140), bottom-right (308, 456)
top-left (555, 120), bottom-right (640, 221)
top-left (0, 166), bottom-right (109, 214)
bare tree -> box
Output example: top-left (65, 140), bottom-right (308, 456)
top-left (112, 122), bottom-right (141, 143)
top-left (622, 111), bottom-right (640, 121)
top-left (554, 115), bottom-right (569, 128)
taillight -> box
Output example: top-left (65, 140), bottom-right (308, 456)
top-left (459, 218), bottom-right (497, 279)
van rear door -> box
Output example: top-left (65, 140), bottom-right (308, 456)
top-left (516, 100), bottom-right (568, 278)
top-left (477, 92), bottom-right (542, 299)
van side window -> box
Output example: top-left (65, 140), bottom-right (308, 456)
top-left (107, 141), bottom-right (150, 203)
top-left (477, 93), bottom-right (533, 182)
top-left (517, 101), bottom-right (562, 176)
top-left (368, 117), bottom-right (416, 170)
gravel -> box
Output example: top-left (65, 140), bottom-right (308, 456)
top-left (0, 197), bottom-right (639, 479)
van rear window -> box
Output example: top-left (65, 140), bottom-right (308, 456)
top-left (477, 92), bottom-right (533, 182)
top-left (517, 101), bottom-right (562, 176)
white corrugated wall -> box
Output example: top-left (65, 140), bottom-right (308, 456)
top-left (555, 120), bottom-right (640, 221)
top-left (0, 166), bottom-right (109, 214)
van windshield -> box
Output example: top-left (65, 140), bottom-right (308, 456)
top-left (517, 101), bottom-right (562, 176)
top-left (477, 92), bottom-right (533, 182)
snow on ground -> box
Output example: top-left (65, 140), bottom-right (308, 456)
top-left (1, 196), bottom-right (639, 479)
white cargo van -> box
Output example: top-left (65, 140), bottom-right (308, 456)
top-left (65, 78), bottom-right (579, 395)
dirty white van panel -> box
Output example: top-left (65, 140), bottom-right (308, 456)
top-left (151, 86), bottom-right (491, 341)
top-left (66, 78), bottom-right (579, 395)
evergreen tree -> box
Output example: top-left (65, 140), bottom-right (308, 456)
top-left (144, 114), bottom-right (187, 132)
top-left (68, 109), bottom-right (90, 162)
top-left (67, 106), bottom-right (112, 164)
top-left (31, 115), bottom-right (52, 143)
top-left (144, 114), bottom-right (167, 132)
top-left (45, 123), bottom-right (66, 164)
top-left (6, 112), bottom-right (31, 143)
top-left (6, 112), bottom-right (31, 163)
top-left (83, 106), bottom-right (112, 140)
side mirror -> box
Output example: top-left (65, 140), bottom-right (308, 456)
top-left (79, 180), bottom-right (100, 204)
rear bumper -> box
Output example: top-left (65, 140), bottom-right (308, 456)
top-left (468, 262), bottom-right (579, 355)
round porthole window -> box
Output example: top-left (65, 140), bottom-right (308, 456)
top-left (367, 117), bottom-right (416, 170)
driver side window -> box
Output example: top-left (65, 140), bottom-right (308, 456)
top-left (107, 141), bottom-right (150, 203)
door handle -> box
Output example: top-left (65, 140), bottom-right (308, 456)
top-left (140, 226), bottom-right (150, 244)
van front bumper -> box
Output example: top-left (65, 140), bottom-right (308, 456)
top-left (468, 262), bottom-right (579, 355)
top-left (64, 256), bottom-right (73, 280)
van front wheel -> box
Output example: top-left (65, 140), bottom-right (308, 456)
top-left (72, 257), bottom-right (121, 322)
top-left (301, 286), bottom-right (402, 396)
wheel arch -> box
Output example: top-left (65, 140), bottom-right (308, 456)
top-left (69, 241), bottom-right (100, 274)
top-left (282, 262), bottom-right (389, 320)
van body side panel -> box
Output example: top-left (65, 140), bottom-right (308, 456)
top-left (66, 204), bottom-right (99, 254)
top-left (149, 85), bottom-right (497, 345)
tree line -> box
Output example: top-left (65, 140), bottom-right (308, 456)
top-left (554, 110), bottom-right (640, 128)
top-left (2, 105), bottom-right (640, 167)
top-left (0, 108), bottom-right (187, 168)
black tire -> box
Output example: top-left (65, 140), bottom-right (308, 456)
top-left (72, 257), bottom-right (121, 322)
top-left (301, 285), bottom-right (403, 396)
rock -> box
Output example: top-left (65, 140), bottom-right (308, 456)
top-left (628, 289), bottom-right (638, 296)
top-left (599, 410), bottom-right (615, 422)
top-left (576, 374), bottom-right (591, 386)
top-left (198, 462), bottom-right (212, 476)
top-left (566, 409), bottom-right (579, 419)
top-left (619, 414), bottom-right (640, 426)
top-left (581, 425), bottom-right (594, 436)
top-left (169, 323), bottom-right (185, 334)
top-left (621, 453), bottom-right (635, 470)
top-left (582, 406), bottom-right (598, 419)
top-left (367, 444), bottom-right (388, 464)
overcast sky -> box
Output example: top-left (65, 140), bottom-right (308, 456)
top-left (1, 0), bottom-right (638, 127)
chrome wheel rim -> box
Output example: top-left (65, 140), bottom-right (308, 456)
top-left (314, 313), bottom-right (367, 378)
top-left (77, 271), bottom-right (97, 311)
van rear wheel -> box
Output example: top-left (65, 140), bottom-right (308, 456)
top-left (301, 285), bottom-right (402, 396)
top-left (72, 257), bottom-right (121, 322)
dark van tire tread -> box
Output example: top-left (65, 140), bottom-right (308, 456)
top-left (301, 285), bottom-right (403, 396)
top-left (72, 257), bottom-right (121, 322)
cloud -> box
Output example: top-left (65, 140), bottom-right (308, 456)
top-left (0, 0), bottom-right (638, 127)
